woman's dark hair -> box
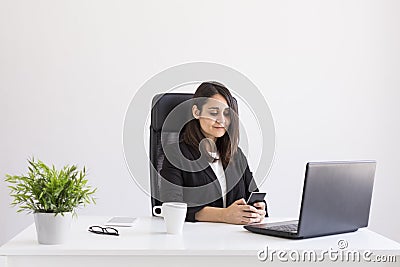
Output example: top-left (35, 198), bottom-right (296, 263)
top-left (182, 81), bottom-right (239, 168)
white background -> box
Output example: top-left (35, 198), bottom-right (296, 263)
top-left (1, 0), bottom-right (399, 246)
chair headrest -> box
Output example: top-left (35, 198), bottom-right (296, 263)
top-left (151, 93), bottom-right (194, 132)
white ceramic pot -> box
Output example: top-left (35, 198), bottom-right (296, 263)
top-left (34, 212), bottom-right (72, 245)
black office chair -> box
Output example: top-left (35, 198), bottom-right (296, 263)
top-left (149, 93), bottom-right (194, 214)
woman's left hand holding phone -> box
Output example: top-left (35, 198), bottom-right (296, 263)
top-left (221, 198), bottom-right (263, 224)
top-left (253, 202), bottom-right (267, 221)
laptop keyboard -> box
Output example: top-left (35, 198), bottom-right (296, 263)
top-left (266, 223), bottom-right (298, 233)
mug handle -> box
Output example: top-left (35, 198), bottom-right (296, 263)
top-left (152, 205), bottom-right (163, 217)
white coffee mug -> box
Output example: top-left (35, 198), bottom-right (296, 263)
top-left (152, 202), bottom-right (187, 234)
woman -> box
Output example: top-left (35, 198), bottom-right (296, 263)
top-left (160, 81), bottom-right (267, 224)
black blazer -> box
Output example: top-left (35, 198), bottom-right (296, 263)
top-left (160, 141), bottom-right (265, 222)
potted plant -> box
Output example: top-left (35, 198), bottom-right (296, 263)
top-left (5, 158), bottom-right (96, 244)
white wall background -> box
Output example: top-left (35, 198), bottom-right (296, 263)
top-left (1, 0), bottom-right (399, 246)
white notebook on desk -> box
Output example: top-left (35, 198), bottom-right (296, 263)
top-left (104, 217), bottom-right (137, 227)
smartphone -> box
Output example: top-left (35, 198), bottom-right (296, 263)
top-left (246, 192), bottom-right (266, 205)
top-left (104, 217), bottom-right (136, 227)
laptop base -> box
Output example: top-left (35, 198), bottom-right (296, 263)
top-left (244, 223), bottom-right (359, 239)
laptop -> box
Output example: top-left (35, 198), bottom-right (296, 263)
top-left (244, 161), bottom-right (376, 239)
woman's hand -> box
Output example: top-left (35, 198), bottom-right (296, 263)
top-left (253, 201), bottom-right (267, 221)
top-left (221, 198), bottom-right (261, 224)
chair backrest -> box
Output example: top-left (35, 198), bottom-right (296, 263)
top-left (149, 93), bottom-right (194, 213)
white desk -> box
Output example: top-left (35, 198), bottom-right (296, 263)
top-left (1, 216), bottom-right (399, 267)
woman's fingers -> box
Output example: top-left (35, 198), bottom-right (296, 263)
top-left (253, 202), bottom-right (265, 209)
top-left (256, 209), bottom-right (266, 217)
top-left (241, 217), bottom-right (259, 224)
top-left (234, 198), bottom-right (246, 205)
top-left (241, 214), bottom-right (263, 224)
top-left (243, 211), bottom-right (259, 218)
top-left (252, 202), bottom-right (266, 221)
top-left (242, 204), bottom-right (258, 213)
top-left (240, 204), bottom-right (265, 223)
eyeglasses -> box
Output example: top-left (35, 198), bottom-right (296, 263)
top-left (88, 225), bottom-right (119, 236)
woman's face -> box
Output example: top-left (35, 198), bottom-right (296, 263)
top-left (193, 94), bottom-right (231, 141)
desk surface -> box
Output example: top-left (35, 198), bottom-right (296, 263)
top-left (1, 216), bottom-right (400, 256)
